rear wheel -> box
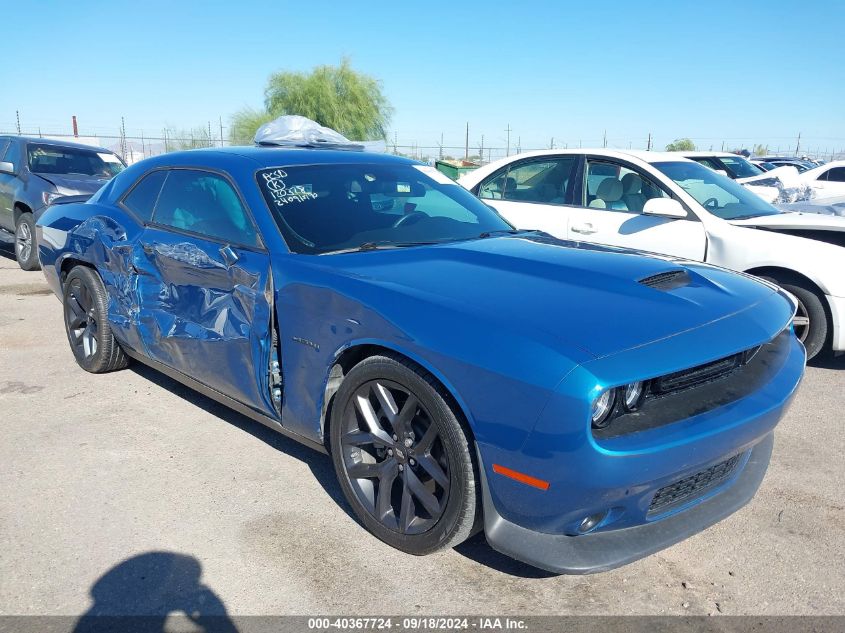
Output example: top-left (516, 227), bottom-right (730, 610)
top-left (15, 213), bottom-right (40, 271)
top-left (62, 266), bottom-right (129, 373)
top-left (330, 355), bottom-right (479, 555)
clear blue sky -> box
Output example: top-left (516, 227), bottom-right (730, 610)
top-left (3, 0), bottom-right (844, 155)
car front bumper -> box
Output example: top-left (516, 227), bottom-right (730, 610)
top-left (479, 433), bottom-right (773, 574)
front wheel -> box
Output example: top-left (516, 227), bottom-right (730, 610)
top-left (62, 266), bottom-right (129, 373)
top-left (764, 278), bottom-right (828, 360)
top-left (330, 355), bottom-right (479, 555)
top-left (15, 213), bottom-right (40, 271)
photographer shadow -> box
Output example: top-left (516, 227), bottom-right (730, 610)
top-left (73, 551), bottom-right (238, 633)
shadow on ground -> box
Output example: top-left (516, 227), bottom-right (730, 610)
top-left (72, 551), bottom-right (238, 632)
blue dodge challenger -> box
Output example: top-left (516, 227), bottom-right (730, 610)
top-left (36, 146), bottom-right (805, 573)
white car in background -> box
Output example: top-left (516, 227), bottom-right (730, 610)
top-left (460, 149), bottom-right (845, 359)
top-left (798, 160), bottom-right (845, 199)
top-left (680, 151), bottom-right (811, 203)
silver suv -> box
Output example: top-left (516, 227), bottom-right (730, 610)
top-left (0, 136), bottom-right (125, 270)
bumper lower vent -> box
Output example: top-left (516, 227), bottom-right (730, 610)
top-left (647, 453), bottom-right (742, 518)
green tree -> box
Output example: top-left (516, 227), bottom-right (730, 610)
top-left (753, 144), bottom-right (768, 156)
top-left (230, 58), bottom-right (392, 144)
top-left (665, 138), bottom-right (696, 151)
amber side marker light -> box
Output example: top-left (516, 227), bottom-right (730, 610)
top-left (492, 464), bottom-right (550, 490)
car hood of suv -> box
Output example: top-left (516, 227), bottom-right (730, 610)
top-left (327, 233), bottom-right (784, 360)
top-left (34, 172), bottom-right (111, 194)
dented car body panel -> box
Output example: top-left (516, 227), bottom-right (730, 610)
top-left (36, 147), bottom-right (805, 573)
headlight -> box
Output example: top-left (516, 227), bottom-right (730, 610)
top-left (591, 390), bottom-right (615, 428)
top-left (42, 191), bottom-right (62, 206)
top-left (623, 381), bottom-right (644, 410)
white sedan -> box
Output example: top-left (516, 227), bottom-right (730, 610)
top-left (798, 160), bottom-right (845, 199)
top-left (460, 149), bottom-right (845, 359)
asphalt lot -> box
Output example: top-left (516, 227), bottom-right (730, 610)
top-left (0, 240), bottom-right (843, 617)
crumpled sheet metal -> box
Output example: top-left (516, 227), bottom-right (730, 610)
top-left (132, 236), bottom-right (274, 415)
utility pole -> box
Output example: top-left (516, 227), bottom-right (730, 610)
top-left (15, 110), bottom-right (21, 134)
top-left (602, 130), bottom-right (607, 148)
top-left (120, 117), bottom-right (127, 161)
top-left (163, 128), bottom-right (169, 153)
top-left (647, 132), bottom-right (652, 151)
top-left (219, 116), bottom-right (224, 147)
top-left (505, 124), bottom-right (512, 157)
top-left (795, 132), bottom-right (801, 155)
top-left (72, 115), bottom-right (79, 137)
top-left (550, 136), bottom-right (555, 149)
top-left (516, 136), bottom-right (521, 154)
top-left (464, 122), bottom-right (469, 160)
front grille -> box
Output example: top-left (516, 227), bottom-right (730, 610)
top-left (653, 352), bottom-right (743, 395)
top-left (647, 454), bottom-right (742, 517)
top-left (639, 270), bottom-right (691, 290)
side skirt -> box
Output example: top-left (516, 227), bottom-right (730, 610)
top-left (122, 347), bottom-right (328, 455)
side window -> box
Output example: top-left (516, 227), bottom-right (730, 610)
top-left (121, 170), bottom-right (167, 222)
top-left (584, 160), bottom-right (669, 213)
top-left (825, 167), bottom-right (845, 183)
top-left (153, 169), bottom-right (259, 246)
top-left (478, 158), bottom-right (576, 204)
top-left (0, 139), bottom-right (9, 162)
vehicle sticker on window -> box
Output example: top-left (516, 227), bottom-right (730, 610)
top-left (260, 168), bottom-right (319, 206)
top-left (413, 164), bottom-right (457, 186)
top-left (97, 152), bottom-right (122, 164)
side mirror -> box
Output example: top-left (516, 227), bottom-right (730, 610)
top-left (642, 198), bottom-right (687, 219)
top-left (0, 161), bottom-right (14, 175)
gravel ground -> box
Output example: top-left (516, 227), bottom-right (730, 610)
top-left (0, 241), bottom-right (843, 617)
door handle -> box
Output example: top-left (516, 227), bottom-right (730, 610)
top-left (571, 223), bottom-right (597, 235)
top-left (219, 244), bottom-right (240, 267)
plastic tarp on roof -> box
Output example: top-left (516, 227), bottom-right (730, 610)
top-left (253, 115), bottom-right (385, 152)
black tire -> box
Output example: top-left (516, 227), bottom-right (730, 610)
top-left (15, 213), bottom-right (40, 271)
top-left (330, 354), bottom-right (479, 555)
top-left (762, 277), bottom-right (828, 360)
top-left (62, 266), bottom-right (129, 373)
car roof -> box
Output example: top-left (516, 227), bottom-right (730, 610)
top-left (135, 145), bottom-right (421, 170)
top-left (470, 148), bottom-right (692, 165)
top-left (680, 151), bottom-right (746, 158)
top-left (4, 135), bottom-right (117, 154)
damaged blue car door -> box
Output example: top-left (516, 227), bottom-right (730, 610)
top-left (128, 167), bottom-right (276, 415)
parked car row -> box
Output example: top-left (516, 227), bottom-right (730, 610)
top-left (24, 122), bottom-right (808, 576)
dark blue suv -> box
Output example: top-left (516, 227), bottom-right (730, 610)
top-left (0, 136), bottom-right (125, 269)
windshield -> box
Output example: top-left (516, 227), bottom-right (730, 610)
top-left (718, 155), bottom-right (764, 178)
top-left (27, 144), bottom-right (126, 177)
top-left (256, 162), bottom-right (513, 254)
top-left (653, 161), bottom-right (781, 220)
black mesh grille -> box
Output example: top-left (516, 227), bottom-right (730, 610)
top-left (639, 270), bottom-right (691, 290)
top-left (653, 353), bottom-right (743, 395)
top-left (648, 454), bottom-right (742, 517)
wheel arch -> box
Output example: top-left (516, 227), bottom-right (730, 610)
top-left (59, 256), bottom-right (98, 286)
top-left (320, 341), bottom-right (477, 452)
top-left (13, 202), bottom-right (33, 225)
top-left (745, 265), bottom-right (834, 346)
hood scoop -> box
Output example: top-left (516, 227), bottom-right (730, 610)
top-left (639, 269), bottom-right (691, 291)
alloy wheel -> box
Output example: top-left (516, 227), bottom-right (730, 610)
top-left (65, 278), bottom-right (99, 359)
top-left (792, 297), bottom-right (810, 344)
top-left (339, 379), bottom-right (450, 535)
top-left (15, 221), bottom-right (32, 264)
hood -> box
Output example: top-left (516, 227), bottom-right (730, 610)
top-left (34, 172), bottom-right (111, 194)
top-left (730, 211), bottom-right (845, 232)
top-left (327, 234), bottom-right (779, 359)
